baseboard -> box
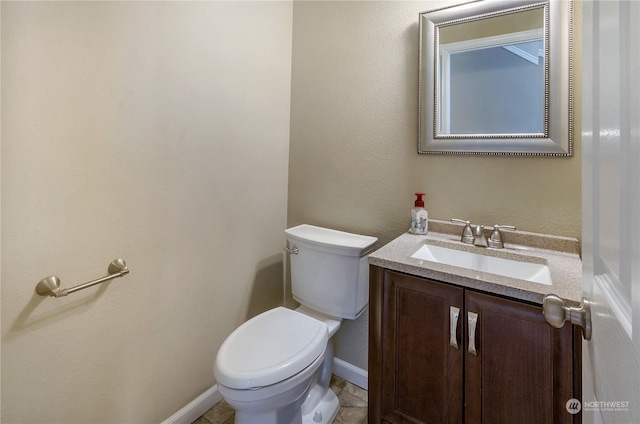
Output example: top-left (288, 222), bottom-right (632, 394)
top-left (161, 384), bottom-right (222, 424)
top-left (333, 358), bottom-right (368, 390)
top-left (162, 359), bottom-right (367, 423)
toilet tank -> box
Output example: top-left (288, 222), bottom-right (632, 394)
top-left (285, 225), bottom-right (378, 320)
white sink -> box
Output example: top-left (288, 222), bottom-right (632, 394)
top-left (411, 244), bottom-right (552, 285)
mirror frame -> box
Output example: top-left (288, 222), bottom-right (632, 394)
top-left (418, 0), bottom-right (574, 156)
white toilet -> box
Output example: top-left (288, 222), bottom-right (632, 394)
top-left (213, 224), bottom-right (377, 424)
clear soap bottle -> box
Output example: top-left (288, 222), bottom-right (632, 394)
top-left (410, 192), bottom-right (428, 235)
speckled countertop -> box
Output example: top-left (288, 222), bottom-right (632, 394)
top-left (368, 219), bottom-right (583, 306)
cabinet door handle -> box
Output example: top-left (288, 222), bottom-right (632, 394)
top-left (450, 306), bottom-right (460, 349)
top-left (468, 312), bottom-right (479, 356)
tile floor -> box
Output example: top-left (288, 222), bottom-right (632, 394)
top-left (192, 375), bottom-right (368, 424)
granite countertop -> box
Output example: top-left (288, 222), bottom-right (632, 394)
top-left (368, 219), bottom-right (583, 306)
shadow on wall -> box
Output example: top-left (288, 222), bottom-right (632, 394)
top-left (3, 283), bottom-right (110, 343)
top-left (243, 254), bottom-right (285, 321)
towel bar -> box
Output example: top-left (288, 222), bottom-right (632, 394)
top-left (36, 259), bottom-right (129, 298)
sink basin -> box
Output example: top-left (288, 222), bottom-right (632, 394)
top-left (411, 244), bottom-right (552, 285)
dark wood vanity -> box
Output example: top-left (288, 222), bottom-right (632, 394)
top-left (368, 266), bottom-right (582, 424)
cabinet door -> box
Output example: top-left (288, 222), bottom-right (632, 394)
top-left (382, 271), bottom-right (464, 424)
top-left (465, 291), bottom-right (574, 424)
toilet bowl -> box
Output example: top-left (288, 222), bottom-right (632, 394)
top-left (214, 225), bottom-right (377, 424)
top-left (215, 307), bottom-right (340, 424)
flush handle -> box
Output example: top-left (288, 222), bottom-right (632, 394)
top-left (284, 246), bottom-right (299, 255)
top-left (468, 312), bottom-right (479, 356)
top-left (450, 306), bottom-right (460, 349)
top-left (543, 294), bottom-right (592, 340)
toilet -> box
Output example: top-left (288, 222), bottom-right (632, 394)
top-left (213, 224), bottom-right (377, 424)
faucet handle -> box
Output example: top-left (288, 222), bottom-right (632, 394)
top-left (493, 224), bottom-right (516, 232)
top-left (488, 225), bottom-right (516, 249)
top-left (451, 219), bottom-right (474, 244)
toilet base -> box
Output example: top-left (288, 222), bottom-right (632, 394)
top-left (299, 339), bottom-right (339, 424)
top-left (301, 386), bottom-right (339, 424)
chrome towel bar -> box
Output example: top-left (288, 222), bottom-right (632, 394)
top-left (36, 259), bottom-right (129, 298)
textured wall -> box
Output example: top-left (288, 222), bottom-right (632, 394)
top-left (1, 2), bottom-right (292, 422)
top-left (288, 1), bottom-right (581, 370)
top-left (1, 1), bottom-right (582, 414)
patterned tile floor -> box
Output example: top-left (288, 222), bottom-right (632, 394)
top-left (192, 375), bottom-right (367, 424)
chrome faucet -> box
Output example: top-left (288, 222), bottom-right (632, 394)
top-left (451, 219), bottom-right (515, 249)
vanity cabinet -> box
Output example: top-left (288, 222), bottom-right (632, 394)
top-left (369, 266), bottom-right (581, 424)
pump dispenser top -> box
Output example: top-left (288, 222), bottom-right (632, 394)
top-left (410, 192), bottom-right (428, 234)
top-left (414, 192), bottom-right (425, 208)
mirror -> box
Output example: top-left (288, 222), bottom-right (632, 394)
top-left (418, 0), bottom-right (574, 156)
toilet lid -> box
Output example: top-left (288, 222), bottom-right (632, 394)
top-left (214, 307), bottom-right (328, 389)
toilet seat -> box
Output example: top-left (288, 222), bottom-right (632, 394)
top-left (214, 307), bottom-right (328, 390)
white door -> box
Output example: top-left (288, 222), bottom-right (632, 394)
top-left (581, 1), bottom-right (640, 422)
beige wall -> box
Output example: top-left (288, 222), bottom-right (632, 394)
top-left (288, 1), bottom-right (581, 369)
top-left (1, 0), bottom-right (581, 417)
top-left (1, 2), bottom-right (292, 422)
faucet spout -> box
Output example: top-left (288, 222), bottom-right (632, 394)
top-left (472, 225), bottom-right (489, 247)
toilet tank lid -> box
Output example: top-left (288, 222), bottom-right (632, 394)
top-left (214, 307), bottom-right (328, 390)
top-left (285, 224), bottom-right (378, 257)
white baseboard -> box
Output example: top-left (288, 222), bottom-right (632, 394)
top-left (161, 384), bottom-right (222, 424)
top-left (162, 359), bottom-right (367, 423)
top-left (332, 358), bottom-right (368, 390)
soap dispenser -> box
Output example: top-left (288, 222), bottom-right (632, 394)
top-left (410, 192), bottom-right (428, 235)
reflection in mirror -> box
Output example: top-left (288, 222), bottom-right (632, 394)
top-left (418, 0), bottom-right (574, 156)
top-left (438, 7), bottom-right (545, 135)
